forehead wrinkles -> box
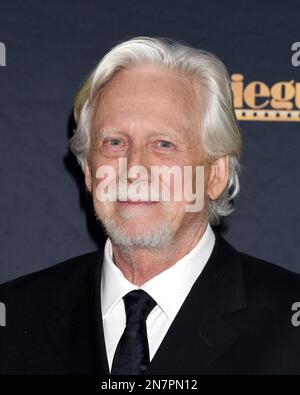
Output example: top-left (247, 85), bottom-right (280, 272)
top-left (90, 67), bottom-right (203, 141)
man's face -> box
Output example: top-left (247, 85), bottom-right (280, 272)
top-left (84, 65), bottom-right (211, 247)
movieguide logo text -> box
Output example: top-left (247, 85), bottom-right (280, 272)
top-left (231, 73), bottom-right (300, 122)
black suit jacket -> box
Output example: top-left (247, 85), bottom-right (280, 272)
top-left (1, 232), bottom-right (300, 375)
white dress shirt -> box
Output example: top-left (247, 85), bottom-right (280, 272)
top-left (101, 223), bottom-right (216, 371)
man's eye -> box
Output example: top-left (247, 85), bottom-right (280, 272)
top-left (110, 139), bottom-right (122, 146)
top-left (159, 140), bottom-right (174, 149)
top-left (104, 138), bottom-right (123, 147)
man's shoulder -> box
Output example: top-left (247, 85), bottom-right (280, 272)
top-left (0, 249), bottom-right (102, 300)
top-left (240, 249), bottom-right (300, 287)
top-left (221, 236), bottom-right (300, 304)
top-left (0, 249), bottom-right (104, 374)
top-left (218, 233), bottom-right (299, 279)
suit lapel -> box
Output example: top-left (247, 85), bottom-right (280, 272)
top-left (47, 250), bottom-right (110, 375)
top-left (145, 232), bottom-right (247, 375)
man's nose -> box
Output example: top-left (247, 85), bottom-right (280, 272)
top-left (126, 147), bottom-right (151, 181)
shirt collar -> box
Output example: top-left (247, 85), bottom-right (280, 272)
top-left (101, 223), bottom-right (215, 321)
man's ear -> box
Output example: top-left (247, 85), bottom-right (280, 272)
top-left (83, 158), bottom-right (92, 193)
top-left (207, 155), bottom-right (229, 200)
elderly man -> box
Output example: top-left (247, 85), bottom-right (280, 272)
top-left (1, 37), bottom-right (300, 375)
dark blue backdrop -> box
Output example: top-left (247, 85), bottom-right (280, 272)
top-left (1, 0), bottom-right (299, 283)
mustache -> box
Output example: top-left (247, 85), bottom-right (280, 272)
top-left (97, 179), bottom-right (167, 202)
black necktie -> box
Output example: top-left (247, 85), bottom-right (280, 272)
top-left (111, 289), bottom-right (157, 375)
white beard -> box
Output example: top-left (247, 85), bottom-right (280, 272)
top-left (100, 216), bottom-right (173, 250)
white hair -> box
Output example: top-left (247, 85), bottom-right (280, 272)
top-left (70, 36), bottom-right (242, 225)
